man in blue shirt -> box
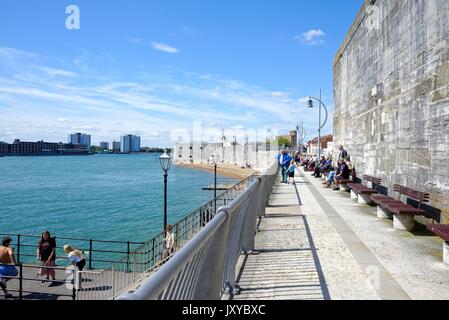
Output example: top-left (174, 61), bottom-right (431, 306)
top-left (276, 150), bottom-right (292, 183)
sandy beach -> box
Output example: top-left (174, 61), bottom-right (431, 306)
top-left (175, 162), bottom-right (259, 180)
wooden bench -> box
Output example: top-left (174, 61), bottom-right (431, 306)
top-left (371, 184), bottom-right (402, 219)
top-left (427, 224), bottom-right (449, 266)
top-left (347, 175), bottom-right (381, 205)
top-left (377, 186), bottom-right (429, 231)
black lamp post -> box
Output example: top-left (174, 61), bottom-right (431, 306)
top-left (307, 91), bottom-right (328, 169)
top-left (210, 153), bottom-right (219, 213)
top-left (159, 150), bottom-right (172, 232)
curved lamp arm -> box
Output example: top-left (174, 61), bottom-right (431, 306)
top-left (309, 96), bottom-right (328, 131)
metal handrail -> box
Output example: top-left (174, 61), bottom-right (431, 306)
top-left (117, 162), bottom-right (278, 300)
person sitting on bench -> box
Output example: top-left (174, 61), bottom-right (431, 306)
top-left (333, 158), bottom-right (350, 191)
top-left (313, 156), bottom-right (332, 178)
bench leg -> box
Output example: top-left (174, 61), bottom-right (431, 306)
top-left (358, 194), bottom-right (372, 205)
top-left (393, 214), bottom-right (415, 231)
top-left (341, 184), bottom-right (350, 192)
top-left (377, 206), bottom-right (392, 219)
top-left (444, 242), bottom-right (449, 267)
top-left (350, 190), bottom-right (358, 200)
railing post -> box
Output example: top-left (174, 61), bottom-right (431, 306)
top-left (19, 263), bottom-right (23, 300)
top-left (17, 234), bottom-right (21, 264)
top-left (89, 240), bottom-right (93, 269)
top-left (126, 242), bottom-right (130, 273)
top-left (72, 269), bottom-right (76, 300)
top-left (152, 238), bottom-right (155, 266)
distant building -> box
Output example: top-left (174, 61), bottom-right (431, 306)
top-left (112, 141), bottom-right (121, 152)
top-left (0, 139), bottom-right (90, 156)
top-left (8, 139), bottom-right (59, 155)
top-left (100, 141), bottom-right (109, 150)
top-left (307, 135), bottom-right (333, 155)
top-left (69, 133), bottom-right (91, 148)
top-left (120, 135), bottom-right (141, 153)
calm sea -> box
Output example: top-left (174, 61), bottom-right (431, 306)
top-left (0, 154), bottom-right (228, 244)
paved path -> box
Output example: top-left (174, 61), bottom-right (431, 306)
top-left (233, 168), bottom-right (449, 300)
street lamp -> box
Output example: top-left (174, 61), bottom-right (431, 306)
top-left (210, 153), bottom-right (219, 213)
top-left (307, 93), bottom-right (328, 171)
top-left (159, 150), bottom-right (172, 232)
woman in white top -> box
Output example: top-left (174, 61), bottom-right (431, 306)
top-left (63, 245), bottom-right (86, 271)
top-left (64, 245), bottom-right (86, 290)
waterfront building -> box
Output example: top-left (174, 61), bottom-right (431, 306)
top-left (112, 141), bottom-right (121, 152)
top-left (69, 133), bottom-right (91, 148)
top-left (0, 141), bottom-right (9, 155)
top-left (120, 135), bottom-right (141, 153)
top-left (8, 139), bottom-right (59, 155)
top-left (100, 141), bottom-right (109, 150)
top-left (0, 140), bottom-right (91, 156)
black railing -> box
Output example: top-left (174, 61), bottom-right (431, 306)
top-left (0, 263), bottom-right (77, 300)
top-left (0, 234), bottom-right (145, 270)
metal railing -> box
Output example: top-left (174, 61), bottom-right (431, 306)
top-left (0, 166), bottom-right (276, 300)
top-left (0, 262), bottom-right (77, 300)
top-left (117, 162), bottom-right (278, 300)
top-left (76, 171), bottom-right (261, 300)
top-left (0, 234), bottom-right (145, 269)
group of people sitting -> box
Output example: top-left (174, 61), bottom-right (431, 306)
top-left (315, 145), bottom-right (353, 191)
top-left (0, 231), bottom-right (87, 298)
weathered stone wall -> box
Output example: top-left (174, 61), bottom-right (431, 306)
top-left (334, 0), bottom-right (449, 223)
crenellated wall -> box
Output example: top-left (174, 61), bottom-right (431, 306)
top-left (334, 0), bottom-right (449, 223)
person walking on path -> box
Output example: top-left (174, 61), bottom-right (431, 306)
top-left (0, 237), bottom-right (18, 298)
top-left (286, 160), bottom-right (296, 184)
top-left (36, 231), bottom-right (56, 285)
top-left (277, 150), bottom-right (292, 183)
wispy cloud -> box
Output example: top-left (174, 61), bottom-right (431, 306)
top-left (0, 46), bottom-right (333, 146)
top-left (151, 42), bottom-right (179, 54)
top-left (295, 29), bottom-right (326, 46)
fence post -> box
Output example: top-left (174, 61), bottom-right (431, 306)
top-left (17, 234), bottom-right (21, 264)
top-left (126, 242), bottom-right (130, 273)
top-left (89, 240), bottom-right (93, 269)
top-left (72, 269), bottom-right (76, 300)
top-left (19, 263), bottom-right (23, 300)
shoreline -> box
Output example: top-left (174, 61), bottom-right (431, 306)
top-left (175, 162), bottom-right (259, 180)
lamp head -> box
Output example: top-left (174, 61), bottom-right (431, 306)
top-left (307, 98), bottom-right (314, 109)
top-left (159, 150), bottom-right (172, 172)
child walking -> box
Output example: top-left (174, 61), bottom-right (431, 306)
top-left (287, 160), bottom-right (296, 184)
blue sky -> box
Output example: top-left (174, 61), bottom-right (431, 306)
top-left (0, 0), bottom-right (362, 147)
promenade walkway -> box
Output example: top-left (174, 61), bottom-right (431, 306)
top-left (233, 168), bottom-right (449, 300)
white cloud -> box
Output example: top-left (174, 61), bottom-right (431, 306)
top-left (271, 91), bottom-right (287, 98)
top-left (151, 42), bottom-right (179, 54)
top-left (37, 66), bottom-right (77, 78)
top-left (0, 46), bottom-right (334, 146)
top-left (295, 29), bottom-right (326, 46)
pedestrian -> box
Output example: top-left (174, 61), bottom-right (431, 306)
top-left (63, 245), bottom-right (86, 290)
top-left (162, 224), bottom-right (176, 261)
top-left (36, 231), bottom-right (56, 285)
top-left (276, 150), bottom-right (292, 183)
top-left (287, 160), bottom-right (296, 184)
top-left (0, 237), bottom-right (18, 299)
